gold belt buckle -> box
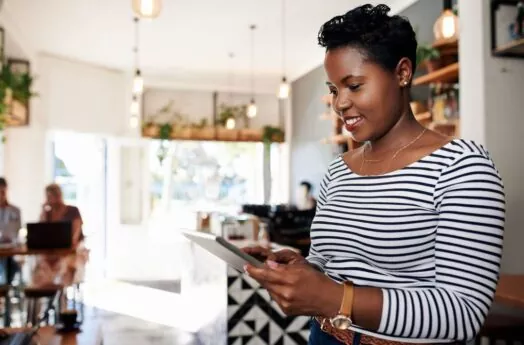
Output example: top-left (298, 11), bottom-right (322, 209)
top-left (320, 317), bottom-right (327, 331)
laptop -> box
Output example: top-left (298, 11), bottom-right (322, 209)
top-left (26, 221), bottom-right (72, 249)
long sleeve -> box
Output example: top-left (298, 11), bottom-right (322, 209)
top-left (306, 166), bottom-right (332, 270)
top-left (377, 152), bottom-right (505, 341)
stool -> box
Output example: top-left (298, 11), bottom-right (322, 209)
top-left (0, 285), bottom-right (9, 327)
top-left (23, 284), bottom-right (62, 326)
top-left (476, 313), bottom-right (524, 345)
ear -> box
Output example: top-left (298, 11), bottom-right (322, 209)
top-left (395, 57), bottom-right (413, 87)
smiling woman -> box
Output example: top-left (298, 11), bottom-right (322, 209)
top-left (244, 3), bottom-right (505, 345)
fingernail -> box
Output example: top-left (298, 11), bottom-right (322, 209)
top-left (267, 260), bottom-right (278, 269)
top-left (243, 265), bottom-right (249, 275)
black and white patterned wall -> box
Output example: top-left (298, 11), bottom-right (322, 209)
top-left (227, 267), bottom-right (311, 345)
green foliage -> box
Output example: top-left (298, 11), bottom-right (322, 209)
top-left (0, 65), bottom-right (37, 133)
top-left (416, 44), bottom-right (440, 66)
top-left (217, 103), bottom-right (247, 127)
top-left (262, 126), bottom-right (284, 144)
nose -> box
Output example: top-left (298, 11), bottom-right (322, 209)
top-left (332, 90), bottom-right (352, 117)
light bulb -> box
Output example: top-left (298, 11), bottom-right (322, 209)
top-left (433, 9), bottom-right (459, 41)
top-left (278, 77), bottom-right (290, 99)
top-left (133, 70), bottom-right (144, 94)
top-left (130, 97), bottom-right (140, 115)
top-left (247, 99), bottom-right (257, 118)
top-left (225, 117), bottom-right (236, 129)
top-left (132, 0), bottom-right (162, 19)
top-left (129, 115), bottom-right (139, 128)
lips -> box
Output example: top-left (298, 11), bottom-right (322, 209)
top-left (343, 115), bottom-right (363, 132)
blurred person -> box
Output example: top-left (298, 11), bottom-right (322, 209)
top-left (0, 177), bottom-right (21, 284)
top-left (296, 181), bottom-right (317, 210)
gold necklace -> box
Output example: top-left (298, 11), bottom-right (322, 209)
top-left (359, 128), bottom-right (427, 175)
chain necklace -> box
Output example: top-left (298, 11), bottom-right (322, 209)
top-left (359, 128), bottom-right (427, 176)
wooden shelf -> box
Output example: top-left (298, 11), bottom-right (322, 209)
top-left (141, 125), bottom-right (285, 143)
top-left (415, 112), bottom-right (431, 122)
top-left (493, 37), bottom-right (524, 56)
top-left (413, 62), bottom-right (459, 86)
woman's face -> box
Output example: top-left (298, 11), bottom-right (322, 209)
top-left (46, 191), bottom-right (62, 206)
top-left (324, 46), bottom-right (408, 143)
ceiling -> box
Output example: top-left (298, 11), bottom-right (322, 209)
top-left (2, 0), bottom-right (417, 93)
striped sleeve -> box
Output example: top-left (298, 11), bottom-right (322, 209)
top-left (306, 167), bottom-right (332, 271)
top-left (377, 152), bottom-right (505, 341)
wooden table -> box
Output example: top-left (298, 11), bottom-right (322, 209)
top-left (495, 274), bottom-right (524, 309)
top-left (0, 245), bottom-right (75, 257)
top-left (2, 326), bottom-right (102, 345)
top-left (0, 245), bottom-right (76, 326)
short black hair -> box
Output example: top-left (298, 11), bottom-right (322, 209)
top-left (0, 177), bottom-right (7, 187)
top-left (300, 181), bottom-right (313, 193)
top-left (318, 4), bottom-right (417, 74)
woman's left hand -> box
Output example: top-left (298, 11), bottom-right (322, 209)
top-left (244, 261), bottom-right (343, 317)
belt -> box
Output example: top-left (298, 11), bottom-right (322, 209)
top-left (314, 317), bottom-right (462, 345)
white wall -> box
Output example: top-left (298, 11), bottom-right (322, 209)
top-left (143, 88), bottom-right (281, 129)
top-left (459, 0), bottom-right (524, 273)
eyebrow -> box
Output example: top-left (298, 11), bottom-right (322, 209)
top-left (326, 75), bottom-right (356, 86)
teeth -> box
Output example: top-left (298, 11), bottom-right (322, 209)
top-left (345, 117), bottom-right (361, 126)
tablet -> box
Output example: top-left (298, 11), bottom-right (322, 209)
top-left (183, 231), bottom-right (264, 272)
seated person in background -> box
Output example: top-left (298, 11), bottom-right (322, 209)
top-left (295, 181), bottom-right (317, 210)
top-left (32, 183), bottom-right (88, 286)
top-left (0, 177), bottom-right (21, 284)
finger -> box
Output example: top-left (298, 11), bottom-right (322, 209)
top-left (273, 249), bottom-right (301, 263)
top-left (244, 264), bottom-right (286, 285)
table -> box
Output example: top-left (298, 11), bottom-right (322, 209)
top-left (2, 326), bottom-right (102, 345)
top-left (0, 245), bottom-right (75, 326)
top-left (0, 245), bottom-right (75, 257)
top-left (495, 274), bottom-right (524, 309)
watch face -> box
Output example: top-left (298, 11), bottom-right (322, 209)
top-left (330, 315), bottom-right (352, 330)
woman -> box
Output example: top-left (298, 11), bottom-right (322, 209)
top-left (33, 184), bottom-right (87, 286)
top-left (244, 4), bottom-right (505, 344)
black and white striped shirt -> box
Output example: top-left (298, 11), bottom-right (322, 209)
top-left (307, 139), bottom-right (505, 342)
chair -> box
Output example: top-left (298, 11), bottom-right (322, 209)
top-left (0, 285), bottom-right (9, 327)
top-left (23, 284), bottom-right (62, 326)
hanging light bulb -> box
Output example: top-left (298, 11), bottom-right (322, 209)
top-left (133, 69), bottom-right (144, 94)
top-left (130, 96), bottom-right (140, 116)
top-left (433, 1), bottom-right (459, 41)
top-left (129, 114), bottom-right (139, 128)
top-left (225, 117), bottom-right (236, 129)
top-left (132, 0), bottom-right (162, 19)
top-left (247, 99), bottom-right (257, 118)
top-left (278, 77), bottom-right (290, 99)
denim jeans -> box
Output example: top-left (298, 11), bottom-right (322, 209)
top-left (308, 318), bottom-right (361, 345)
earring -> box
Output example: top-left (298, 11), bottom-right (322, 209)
top-left (402, 80), bottom-right (409, 87)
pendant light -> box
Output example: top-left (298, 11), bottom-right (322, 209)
top-left (129, 17), bottom-right (142, 128)
top-left (433, 0), bottom-right (459, 41)
top-left (278, 0), bottom-right (290, 99)
top-left (226, 52), bottom-right (236, 129)
top-left (132, 17), bottom-right (144, 95)
top-left (132, 0), bottom-right (162, 19)
top-left (247, 24), bottom-right (257, 118)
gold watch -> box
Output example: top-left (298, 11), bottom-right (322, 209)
top-left (330, 282), bottom-right (354, 330)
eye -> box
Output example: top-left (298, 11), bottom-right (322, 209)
top-left (348, 84), bottom-right (361, 91)
top-left (328, 87), bottom-right (338, 96)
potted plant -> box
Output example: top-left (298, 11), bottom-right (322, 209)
top-left (0, 65), bottom-right (36, 132)
top-left (416, 43), bottom-right (441, 73)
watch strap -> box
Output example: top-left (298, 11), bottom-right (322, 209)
top-left (339, 282), bottom-right (354, 317)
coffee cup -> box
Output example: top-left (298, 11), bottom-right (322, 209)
top-left (59, 309), bottom-right (78, 330)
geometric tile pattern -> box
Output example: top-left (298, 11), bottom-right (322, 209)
top-left (227, 267), bottom-right (310, 345)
